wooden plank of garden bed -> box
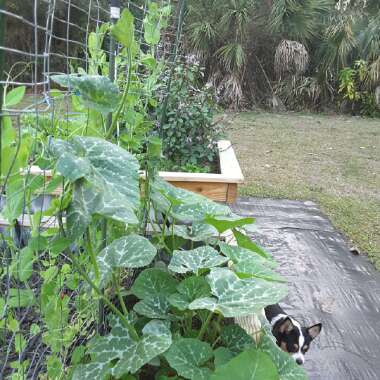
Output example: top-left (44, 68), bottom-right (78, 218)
top-left (24, 140), bottom-right (244, 203)
top-left (0, 214), bottom-right (61, 228)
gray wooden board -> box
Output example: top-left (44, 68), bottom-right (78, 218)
top-left (232, 197), bottom-right (380, 380)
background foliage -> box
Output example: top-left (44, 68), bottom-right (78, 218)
top-left (184, 0), bottom-right (380, 114)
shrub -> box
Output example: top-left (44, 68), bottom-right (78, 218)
top-left (158, 62), bottom-right (222, 172)
top-left (339, 60), bottom-right (380, 117)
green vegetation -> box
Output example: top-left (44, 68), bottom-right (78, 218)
top-left (158, 63), bottom-right (221, 173)
top-left (0, 5), bottom-right (305, 379)
top-left (228, 112), bottom-right (380, 269)
top-left (185, 0), bottom-right (380, 113)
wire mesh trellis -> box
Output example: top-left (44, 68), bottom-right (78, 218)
top-left (0, 0), bottom-right (185, 378)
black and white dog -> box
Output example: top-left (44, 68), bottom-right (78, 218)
top-left (265, 304), bottom-right (322, 365)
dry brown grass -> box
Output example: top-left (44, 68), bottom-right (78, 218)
top-left (227, 112), bottom-right (380, 269)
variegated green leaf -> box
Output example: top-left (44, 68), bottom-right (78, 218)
top-left (131, 268), bottom-right (178, 300)
top-left (151, 178), bottom-right (232, 222)
top-left (51, 74), bottom-right (119, 114)
top-left (112, 320), bottom-right (172, 377)
top-left (168, 246), bottom-right (228, 274)
top-left (97, 234), bottom-right (157, 288)
top-left (72, 137), bottom-right (140, 208)
top-left (56, 153), bottom-right (91, 182)
top-left (189, 268), bottom-right (288, 317)
top-left (172, 223), bottom-right (218, 242)
top-left (210, 349), bottom-right (278, 380)
top-left (219, 242), bottom-right (277, 268)
top-left (164, 338), bottom-right (213, 380)
top-left (220, 324), bottom-right (255, 353)
top-left (72, 363), bottom-right (110, 380)
top-left (173, 203), bottom-right (231, 222)
top-left (134, 295), bottom-right (171, 319)
top-left (73, 319), bottom-right (172, 379)
top-left (51, 137), bottom-right (140, 232)
top-left (168, 276), bottom-right (211, 310)
top-left (219, 242), bottom-right (285, 282)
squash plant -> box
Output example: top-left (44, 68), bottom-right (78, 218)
top-left (42, 133), bottom-right (307, 380)
top-left (0, 4), bottom-right (308, 380)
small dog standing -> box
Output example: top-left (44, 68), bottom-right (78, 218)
top-left (265, 304), bottom-right (322, 365)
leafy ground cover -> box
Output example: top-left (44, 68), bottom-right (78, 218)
top-left (227, 112), bottom-right (380, 269)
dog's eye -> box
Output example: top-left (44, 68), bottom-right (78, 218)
top-left (292, 344), bottom-right (299, 352)
top-left (302, 345), bottom-right (309, 353)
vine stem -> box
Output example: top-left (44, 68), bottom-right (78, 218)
top-left (198, 311), bottom-right (214, 341)
top-left (113, 272), bottom-right (128, 316)
top-left (106, 47), bottom-right (132, 140)
top-left (85, 228), bottom-right (99, 280)
top-left (57, 215), bottom-right (139, 341)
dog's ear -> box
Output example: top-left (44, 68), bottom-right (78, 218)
top-left (279, 317), bottom-right (295, 334)
top-left (307, 323), bottom-right (322, 339)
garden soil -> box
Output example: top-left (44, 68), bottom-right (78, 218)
top-left (233, 197), bottom-right (380, 380)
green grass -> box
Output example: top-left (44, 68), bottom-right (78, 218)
top-left (227, 112), bottom-right (380, 270)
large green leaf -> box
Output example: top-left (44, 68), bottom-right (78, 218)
top-left (210, 349), bottom-right (279, 380)
top-left (50, 137), bottom-right (140, 232)
top-left (220, 324), bottom-right (255, 353)
top-left (143, 3), bottom-right (170, 45)
top-left (219, 242), bottom-right (285, 282)
top-left (97, 234), bottom-right (157, 288)
top-left (65, 181), bottom-right (92, 239)
top-left (168, 276), bottom-right (211, 311)
top-left (12, 247), bottom-right (35, 282)
top-left (131, 268), bottom-right (178, 300)
top-left (113, 320), bottom-right (172, 377)
top-left (111, 9), bottom-right (135, 48)
top-left (8, 289), bottom-right (35, 308)
top-left (73, 137), bottom-right (139, 207)
top-left (233, 230), bottom-right (272, 259)
top-left (72, 363), bottom-right (110, 380)
top-left (73, 319), bottom-right (172, 379)
top-left (259, 333), bottom-right (308, 380)
top-left (56, 153), bottom-right (91, 182)
top-left (151, 178), bottom-right (232, 222)
top-left (172, 223), bottom-right (218, 242)
top-left (213, 347), bottom-right (235, 368)
top-left (4, 86), bottom-right (26, 107)
top-left (189, 268), bottom-right (287, 317)
top-left (168, 246), bottom-right (228, 274)
top-left (219, 242), bottom-right (277, 269)
top-left (164, 338), bottom-right (213, 380)
top-left (204, 215), bottom-right (255, 234)
top-left (51, 75), bottom-right (119, 114)
top-left (133, 294), bottom-right (171, 319)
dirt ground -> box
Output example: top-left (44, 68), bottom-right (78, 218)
top-left (226, 112), bottom-right (380, 269)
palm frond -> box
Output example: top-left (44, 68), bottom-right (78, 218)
top-left (270, 0), bottom-right (334, 44)
top-left (215, 42), bottom-right (247, 71)
top-left (275, 40), bottom-right (309, 78)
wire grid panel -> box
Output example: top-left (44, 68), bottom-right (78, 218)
top-left (0, 0), bottom-right (183, 378)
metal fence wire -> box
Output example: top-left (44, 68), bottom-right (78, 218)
top-left (0, 0), bottom-right (185, 378)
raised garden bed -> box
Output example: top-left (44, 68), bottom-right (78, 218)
top-left (23, 140), bottom-right (244, 204)
top-left (161, 140), bottom-right (244, 203)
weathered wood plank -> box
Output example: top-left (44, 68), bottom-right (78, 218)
top-left (23, 140), bottom-right (244, 203)
top-left (218, 140), bottom-right (244, 183)
top-left (168, 181), bottom-right (228, 202)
